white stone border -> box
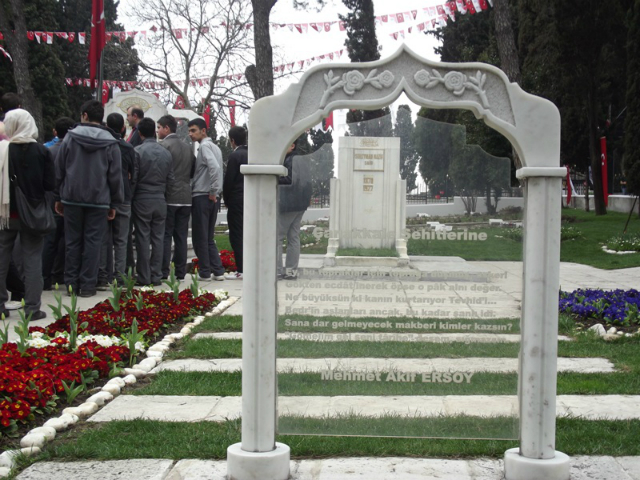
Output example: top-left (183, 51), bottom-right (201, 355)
top-left (0, 296), bottom-right (239, 478)
top-left (601, 245), bottom-right (637, 255)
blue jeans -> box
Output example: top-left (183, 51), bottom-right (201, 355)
top-left (162, 205), bottom-right (191, 278)
top-left (63, 204), bottom-right (109, 294)
top-left (191, 195), bottom-right (224, 278)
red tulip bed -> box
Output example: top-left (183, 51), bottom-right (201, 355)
top-left (0, 288), bottom-right (221, 438)
top-left (188, 250), bottom-right (237, 274)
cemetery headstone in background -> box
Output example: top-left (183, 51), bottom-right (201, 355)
top-left (325, 136), bottom-right (408, 265)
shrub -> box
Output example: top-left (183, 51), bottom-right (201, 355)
top-left (605, 234), bottom-right (640, 252)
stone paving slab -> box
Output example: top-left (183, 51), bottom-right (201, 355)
top-left (617, 456), bottom-right (640, 480)
top-left (16, 459), bottom-right (174, 479)
top-left (17, 456), bottom-right (640, 480)
top-left (152, 357), bottom-right (614, 374)
top-left (88, 394), bottom-right (640, 422)
top-left (87, 395), bottom-right (227, 423)
top-left (194, 332), bottom-right (572, 343)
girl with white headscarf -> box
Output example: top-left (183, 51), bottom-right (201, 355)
top-left (0, 109), bottom-right (38, 228)
top-left (0, 109), bottom-right (54, 320)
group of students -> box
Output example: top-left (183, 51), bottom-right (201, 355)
top-left (0, 90), bottom-right (314, 321)
top-left (0, 94), bottom-right (248, 320)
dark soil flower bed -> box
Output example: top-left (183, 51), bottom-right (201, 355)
top-left (0, 288), bottom-right (221, 439)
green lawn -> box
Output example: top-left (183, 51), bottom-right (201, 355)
top-left (30, 417), bottom-right (640, 461)
top-left (302, 209), bottom-right (640, 269)
top-left (213, 233), bottom-right (231, 252)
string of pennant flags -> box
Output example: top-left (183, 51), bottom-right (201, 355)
top-left (0, 0), bottom-right (491, 48)
top-left (64, 48), bottom-right (347, 91)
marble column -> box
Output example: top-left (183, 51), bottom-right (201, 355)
top-left (504, 167), bottom-right (570, 480)
top-left (226, 165), bottom-right (290, 480)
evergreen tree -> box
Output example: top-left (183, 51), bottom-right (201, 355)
top-left (623, 0), bottom-right (640, 197)
top-left (553, 0), bottom-right (631, 214)
top-left (0, 0), bottom-right (71, 140)
top-left (339, 0), bottom-right (391, 137)
top-left (393, 105), bottom-right (418, 192)
top-left (0, 0), bottom-right (138, 138)
top-left (426, 9), bottom-right (513, 179)
top-left (307, 128), bottom-right (334, 198)
top-left (414, 116), bottom-right (463, 196)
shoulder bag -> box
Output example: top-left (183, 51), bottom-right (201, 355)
top-left (14, 184), bottom-right (56, 236)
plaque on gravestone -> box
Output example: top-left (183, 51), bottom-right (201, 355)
top-left (277, 109), bottom-right (521, 440)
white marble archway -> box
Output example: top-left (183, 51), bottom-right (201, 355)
top-left (227, 45), bottom-right (569, 480)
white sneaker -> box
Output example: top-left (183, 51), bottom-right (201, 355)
top-left (224, 272), bottom-right (243, 280)
top-left (213, 275), bottom-right (226, 281)
top-left (5, 301), bottom-right (22, 310)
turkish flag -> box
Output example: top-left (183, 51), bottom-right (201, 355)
top-left (465, 0), bottom-right (477, 14)
top-left (88, 0), bottom-right (106, 84)
top-left (566, 166), bottom-right (575, 205)
top-left (204, 104), bottom-right (211, 129)
top-left (229, 100), bottom-right (236, 127)
top-left (101, 82), bottom-right (109, 105)
top-left (323, 111), bottom-right (333, 131)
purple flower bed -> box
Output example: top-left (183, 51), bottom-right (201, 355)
top-left (559, 289), bottom-right (640, 326)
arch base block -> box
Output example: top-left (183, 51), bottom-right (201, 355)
top-left (227, 442), bottom-right (290, 480)
top-left (504, 448), bottom-right (570, 480)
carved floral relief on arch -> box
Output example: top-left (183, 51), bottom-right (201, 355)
top-left (291, 48), bottom-right (516, 127)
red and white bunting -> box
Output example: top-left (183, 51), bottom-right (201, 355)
top-left (0, 46), bottom-right (12, 61)
top-left (4, 1), bottom-right (494, 47)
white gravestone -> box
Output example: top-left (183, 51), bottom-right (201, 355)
top-left (325, 136), bottom-right (408, 264)
top-left (103, 89), bottom-right (203, 133)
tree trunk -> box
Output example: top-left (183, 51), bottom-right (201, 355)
top-left (492, 0), bottom-right (523, 172)
top-left (493, 0), bottom-right (521, 85)
top-left (587, 89), bottom-right (607, 215)
top-left (247, 0), bottom-right (278, 100)
top-left (0, 0), bottom-right (44, 139)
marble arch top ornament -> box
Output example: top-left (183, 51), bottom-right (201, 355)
top-left (248, 44), bottom-right (560, 170)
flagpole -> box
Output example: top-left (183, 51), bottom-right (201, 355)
top-left (97, 56), bottom-right (104, 103)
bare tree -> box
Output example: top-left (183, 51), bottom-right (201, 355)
top-left (0, 0), bottom-right (44, 137)
top-left (127, 0), bottom-right (254, 120)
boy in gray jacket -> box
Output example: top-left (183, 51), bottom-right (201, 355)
top-left (158, 115), bottom-right (195, 279)
top-left (54, 100), bottom-right (123, 297)
top-left (187, 118), bottom-right (225, 280)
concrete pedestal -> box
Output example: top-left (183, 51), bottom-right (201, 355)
top-left (504, 448), bottom-right (570, 480)
top-left (227, 443), bottom-right (290, 480)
